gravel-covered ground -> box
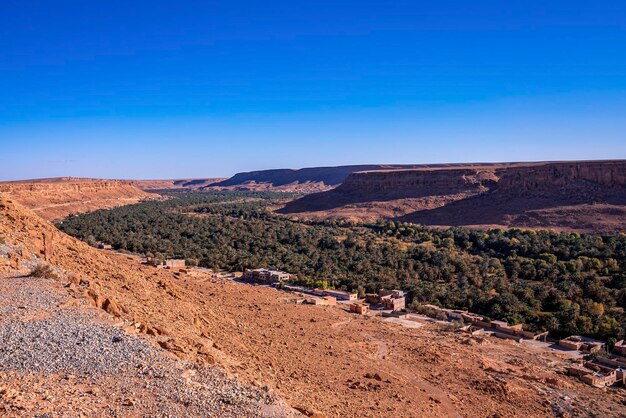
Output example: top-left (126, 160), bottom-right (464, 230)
top-left (0, 276), bottom-right (68, 318)
top-left (0, 310), bottom-right (158, 375)
top-left (0, 275), bottom-right (300, 417)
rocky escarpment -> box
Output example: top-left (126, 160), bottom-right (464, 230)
top-left (209, 166), bottom-right (399, 188)
top-left (208, 163), bottom-right (514, 192)
top-left (0, 178), bottom-right (156, 221)
top-left (279, 160), bottom-right (626, 232)
top-left (130, 178), bottom-right (227, 190)
top-left (278, 167), bottom-right (501, 217)
top-left (495, 160), bottom-right (626, 195)
top-left (340, 168), bottom-right (499, 195)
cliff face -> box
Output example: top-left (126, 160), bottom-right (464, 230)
top-left (0, 179), bottom-right (155, 221)
top-left (495, 161), bottom-right (626, 194)
top-left (340, 160), bottom-right (626, 196)
top-left (279, 160), bottom-right (626, 233)
top-left (130, 178), bottom-right (227, 190)
top-left (210, 163), bottom-right (511, 190)
top-left (340, 168), bottom-right (498, 195)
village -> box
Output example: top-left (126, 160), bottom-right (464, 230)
top-left (101, 245), bottom-right (626, 393)
top-left (238, 268), bottom-right (626, 391)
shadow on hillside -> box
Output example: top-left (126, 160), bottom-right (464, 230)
top-left (277, 186), bottom-right (488, 214)
top-left (394, 191), bottom-right (626, 228)
top-left (277, 187), bottom-right (472, 214)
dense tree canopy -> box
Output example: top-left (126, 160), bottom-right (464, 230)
top-left (58, 191), bottom-right (626, 341)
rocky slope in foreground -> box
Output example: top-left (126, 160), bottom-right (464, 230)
top-left (279, 160), bottom-right (626, 233)
top-left (1, 193), bottom-right (625, 416)
top-left (0, 177), bottom-right (156, 221)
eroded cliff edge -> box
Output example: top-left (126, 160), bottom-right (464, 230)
top-left (0, 178), bottom-right (156, 221)
top-left (278, 160), bottom-right (626, 233)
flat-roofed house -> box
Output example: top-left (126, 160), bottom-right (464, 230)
top-left (490, 320), bottom-right (509, 329)
top-left (350, 303), bottom-right (369, 315)
top-left (581, 371), bottom-right (616, 388)
top-left (380, 289), bottom-right (405, 298)
top-left (243, 268), bottom-right (290, 284)
top-left (365, 293), bottom-right (382, 304)
top-left (308, 296), bottom-right (337, 306)
top-left (378, 289), bottom-right (406, 311)
top-left (323, 289), bottom-right (358, 301)
top-left (382, 296), bottom-right (405, 311)
top-left (165, 259), bottom-right (185, 269)
top-left (269, 270), bottom-right (290, 283)
top-left (559, 336), bottom-right (606, 353)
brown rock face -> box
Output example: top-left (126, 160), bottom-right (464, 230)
top-left (0, 178), bottom-right (156, 221)
top-left (340, 168), bottom-right (498, 195)
top-left (42, 230), bottom-right (54, 261)
top-left (278, 167), bottom-right (501, 218)
top-left (101, 298), bottom-right (123, 317)
top-left (9, 252), bottom-right (21, 270)
top-left (209, 162), bottom-right (517, 192)
top-left (495, 160), bottom-right (626, 194)
top-left (279, 160), bottom-right (626, 233)
top-left (130, 178), bottom-right (227, 190)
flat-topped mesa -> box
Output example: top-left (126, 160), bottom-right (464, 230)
top-left (278, 160), bottom-right (626, 232)
top-left (208, 163), bottom-right (502, 191)
top-left (339, 168), bottom-right (499, 196)
top-left (0, 178), bottom-right (156, 221)
top-left (495, 160), bottom-right (626, 195)
top-left (0, 179), bottom-right (138, 193)
top-left (130, 178), bottom-right (228, 190)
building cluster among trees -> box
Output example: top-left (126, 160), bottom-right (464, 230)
top-left (58, 190), bottom-right (626, 342)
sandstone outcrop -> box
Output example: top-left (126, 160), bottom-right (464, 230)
top-left (0, 178), bottom-right (156, 220)
top-left (279, 160), bottom-right (626, 233)
top-left (130, 178), bottom-right (227, 190)
top-left (208, 163), bottom-right (513, 192)
top-left (495, 160), bottom-right (626, 194)
top-left (339, 168), bottom-right (498, 195)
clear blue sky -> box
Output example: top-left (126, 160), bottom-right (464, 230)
top-left (1, 1), bottom-right (625, 180)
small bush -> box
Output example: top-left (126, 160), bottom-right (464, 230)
top-left (29, 264), bottom-right (58, 279)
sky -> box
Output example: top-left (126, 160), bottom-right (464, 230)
top-left (1, 1), bottom-right (625, 180)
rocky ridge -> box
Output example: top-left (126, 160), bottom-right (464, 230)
top-left (130, 178), bottom-right (227, 190)
top-left (207, 163), bottom-right (514, 193)
top-left (0, 178), bottom-right (156, 221)
top-left (279, 160), bottom-right (626, 232)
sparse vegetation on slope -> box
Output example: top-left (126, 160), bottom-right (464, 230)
top-left (58, 191), bottom-right (626, 341)
top-left (28, 264), bottom-right (58, 279)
